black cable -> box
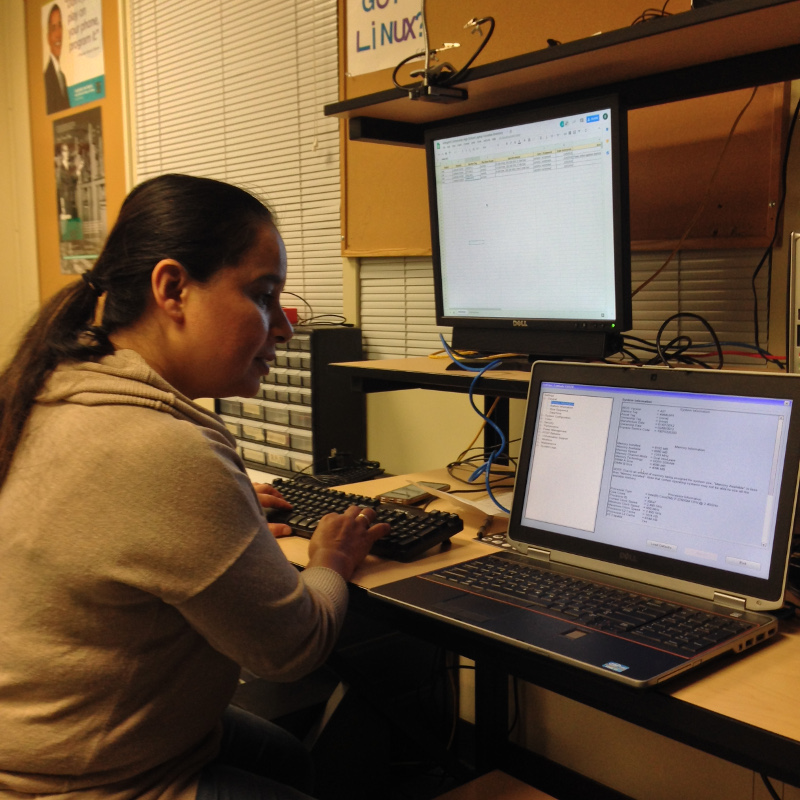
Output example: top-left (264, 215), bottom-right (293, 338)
top-left (301, 314), bottom-right (349, 326)
top-left (281, 287), bottom-right (350, 327)
top-left (662, 335), bottom-right (693, 361)
top-left (446, 452), bottom-right (518, 485)
top-left (622, 333), bottom-right (709, 367)
top-left (622, 334), bottom-right (662, 352)
top-left (291, 463), bottom-right (315, 480)
top-left (439, 17), bottom-right (495, 87)
top-left (392, 50), bottom-right (433, 92)
top-left (451, 440), bottom-right (522, 461)
top-left (447, 472), bottom-right (517, 491)
top-left (617, 347), bottom-right (644, 365)
top-left (760, 774), bottom-right (782, 800)
top-left (282, 291), bottom-right (313, 322)
top-left (391, 16), bottom-right (495, 92)
top-left (655, 313), bottom-right (723, 369)
top-left (620, 334), bottom-right (785, 368)
top-left (631, 0), bottom-right (672, 24)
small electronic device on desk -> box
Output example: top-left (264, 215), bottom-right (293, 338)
top-left (377, 481), bottom-right (450, 505)
top-left (296, 459), bottom-right (385, 487)
top-left (265, 478), bottom-right (463, 562)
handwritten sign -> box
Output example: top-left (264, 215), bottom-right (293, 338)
top-left (346, 0), bottom-right (424, 77)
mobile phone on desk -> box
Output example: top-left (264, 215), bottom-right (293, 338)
top-left (378, 481), bottom-right (450, 506)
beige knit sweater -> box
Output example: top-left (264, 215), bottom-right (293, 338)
top-left (0, 350), bottom-right (347, 799)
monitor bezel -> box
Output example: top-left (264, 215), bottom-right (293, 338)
top-left (425, 93), bottom-right (632, 361)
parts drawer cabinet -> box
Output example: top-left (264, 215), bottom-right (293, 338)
top-left (216, 326), bottom-right (366, 478)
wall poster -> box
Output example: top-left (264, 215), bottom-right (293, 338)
top-left (346, 0), bottom-right (424, 77)
top-left (42, 0), bottom-right (105, 115)
top-left (53, 106), bottom-right (107, 274)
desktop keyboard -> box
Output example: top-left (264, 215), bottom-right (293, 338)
top-left (266, 478), bottom-right (463, 562)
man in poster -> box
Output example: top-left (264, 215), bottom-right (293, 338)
top-left (44, 3), bottom-right (70, 114)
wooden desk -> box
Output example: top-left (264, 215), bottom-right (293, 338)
top-left (278, 470), bottom-right (800, 788)
top-left (332, 357), bottom-right (531, 400)
top-left (332, 358), bottom-right (788, 406)
top-left (278, 469), bottom-right (509, 589)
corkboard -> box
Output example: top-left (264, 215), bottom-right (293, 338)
top-left (339, 0), bottom-right (786, 256)
top-left (628, 84), bottom-right (787, 250)
top-left (25, 0), bottom-right (127, 303)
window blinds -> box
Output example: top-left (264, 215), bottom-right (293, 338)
top-left (127, 0), bottom-right (342, 318)
top-left (629, 250), bottom-right (771, 360)
top-left (360, 251), bottom-right (771, 366)
top-left (360, 257), bottom-right (451, 360)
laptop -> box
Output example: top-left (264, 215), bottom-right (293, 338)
top-left (369, 361), bottom-right (800, 687)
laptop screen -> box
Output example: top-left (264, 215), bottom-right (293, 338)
top-left (509, 363), bottom-right (800, 605)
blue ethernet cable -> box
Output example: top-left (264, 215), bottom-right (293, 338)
top-left (439, 335), bottom-right (510, 514)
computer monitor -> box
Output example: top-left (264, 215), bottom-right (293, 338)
top-left (426, 94), bottom-right (632, 370)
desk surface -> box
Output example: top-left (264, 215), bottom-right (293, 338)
top-left (333, 358), bottom-right (787, 400)
top-left (333, 357), bottom-right (531, 399)
top-left (278, 469), bottom-right (510, 589)
top-left (277, 469), bottom-right (800, 784)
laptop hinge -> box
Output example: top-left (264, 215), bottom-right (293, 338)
top-left (516, 544), bottom-right (550, 561)
top-left (712, 591), bottom-right (747, 611)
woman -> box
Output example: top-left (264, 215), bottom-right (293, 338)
top-left (0, 174), bottom-right (389, 799)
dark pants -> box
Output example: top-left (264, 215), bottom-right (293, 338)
top-left (196, 706), bottom-right (317, 800)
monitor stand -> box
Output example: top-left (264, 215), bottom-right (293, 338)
top-left (443, 331), bottom-right (625, 372)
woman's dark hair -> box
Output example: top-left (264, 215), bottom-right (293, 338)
top-left (0, 174), bottom-right (274, 488)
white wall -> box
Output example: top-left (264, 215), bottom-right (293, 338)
top-left (366, 391), bottom-right (527, 477)
top-left (0, 0), bottom-right (40, 370)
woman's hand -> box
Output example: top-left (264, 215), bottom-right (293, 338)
top-left (252, 482), bottom-right (293, 539)
top-left (307, 505), bottom-right (390, 581)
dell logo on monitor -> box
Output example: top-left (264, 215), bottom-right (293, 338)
top-left (512, 320), bottom-right (528, 327)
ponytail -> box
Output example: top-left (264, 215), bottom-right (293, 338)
top-left (0, 277), bottom-right (110, 489)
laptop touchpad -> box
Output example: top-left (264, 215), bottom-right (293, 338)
top-left (434, 594), bottom-right (513, 623)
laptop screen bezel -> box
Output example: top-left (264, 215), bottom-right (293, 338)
top-left (507, 361), bottom-right (800, 606)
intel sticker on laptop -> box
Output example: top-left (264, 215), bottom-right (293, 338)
top-left (603, 662), bottom-right (630, 674)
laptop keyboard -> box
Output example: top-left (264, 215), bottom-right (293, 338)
top-left (265, 478), bottom-right (463, 562)
top-left (428, 554), bottom-right (756, 657)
